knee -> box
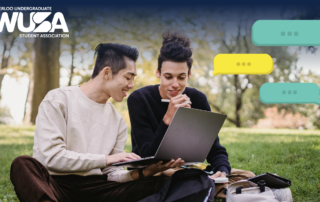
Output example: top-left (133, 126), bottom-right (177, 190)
top-left (11, 156), bottom-right (34, 182)
top-left (11, 156), bottom-right (34, 170)
top-left (246, 171), bottom-right (256, 178)
top-left (230, 168), bottom-right (256, 178)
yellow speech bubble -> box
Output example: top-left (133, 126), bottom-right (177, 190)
top-left (213, 54), bottom-right (273, 76)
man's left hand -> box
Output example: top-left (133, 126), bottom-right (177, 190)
top-left (210, 171), bottom-right (227, 179)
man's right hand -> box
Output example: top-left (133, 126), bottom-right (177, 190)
top-left (163, 94), bottom-right (191, 125)
top-left (105, 152), bottom-right (141, 166)
top-left (144, 158), bottom-right (185, 176)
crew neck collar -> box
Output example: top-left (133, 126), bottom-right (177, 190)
top-left (76, 86), bottom-right (107, 107)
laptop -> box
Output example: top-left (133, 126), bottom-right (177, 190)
top-left (111, 107), bottom-right (227, 167)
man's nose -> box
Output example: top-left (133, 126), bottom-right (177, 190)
top-left (128, 80), bottom-right (134, 89)
top-left (172, 78), bottom-right (178, 88)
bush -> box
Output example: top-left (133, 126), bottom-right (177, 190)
top-left (253, 107), bottom-right (307, 129)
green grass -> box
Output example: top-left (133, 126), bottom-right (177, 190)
top-left (0, 126), bottom-right (320, 201)
top-left (0, 126), bottom-right (35, 202)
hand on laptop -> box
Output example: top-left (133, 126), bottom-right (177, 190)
top-left (105, 152), bottom-right (141, 166)
top-left (144, 158), bottom-right (185, 176)
top-left (163, 94), bottom-right (191, 125)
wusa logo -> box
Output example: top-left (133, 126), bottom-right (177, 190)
top-left (0, 12), bottom-right (69, 33)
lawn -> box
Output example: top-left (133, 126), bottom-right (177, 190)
top-left (0, 126), bottom-right (320, 201)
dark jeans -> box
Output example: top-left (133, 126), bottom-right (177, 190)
top-left (10, 156), bottom-right (169, 202)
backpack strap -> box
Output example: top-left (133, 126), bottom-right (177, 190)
top-left (214, 187), bottom-right (227, 198)
top-left (257, 180), bottom-right (266, 193)
top-left (235, 186), bottom-right (242, 194)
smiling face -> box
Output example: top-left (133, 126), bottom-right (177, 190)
top-left (106, 58), bottom-right (136, 102)
top-left (157, 61), bottom-right (191, 99)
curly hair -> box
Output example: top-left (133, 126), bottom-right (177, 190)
top-left (157, 31), bottom-right (193, 73)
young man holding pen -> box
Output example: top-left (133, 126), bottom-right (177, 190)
top-left (127, 31), bottom-right (255, 198)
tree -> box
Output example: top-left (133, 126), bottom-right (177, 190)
top-left (30, 34), bottom-right (62, 124)
top-left (61, 18), bottom-right (84, 86)
top-left (186, 12), bottom-right (300, 128)
top-left (296, 70), bottom-right (320, 129)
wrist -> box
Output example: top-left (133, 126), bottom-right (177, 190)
top-left (163, 115), bottom-right (170, 125)
top-left (142, 168), bottom-right (152, 177)
top-left (215, 166), bottom-right (229, 176)
top-left (139, 168), bottom-right (150, 180)
top-left (105, 155), bottom-right (109, 166)
top-left (105, 155), bottom-right (116, 166)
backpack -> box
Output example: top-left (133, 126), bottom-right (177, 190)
top-left (139, 168), bottom-right (215, 202)
top-left (226, 180), bottom-right (278, 202)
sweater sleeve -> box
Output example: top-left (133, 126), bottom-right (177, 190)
top-left (102, 118), bottom-right (134, 183)
top-left (127, 94), bottom-right (169, 157)
top-left (196, 93), bottom-right (231, 174)
top-left (35, 100), bottom-right (106, 173)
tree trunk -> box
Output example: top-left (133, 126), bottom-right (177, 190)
top-left (23, 66), bottom-right (34, 125)
top-left (0, 74), bottom-right (4, 98)
top-left (234, 75), bottom-right (242, 127)
top-left (68, 42), bottom-right (76, 86)
top-left (30, 36), bottom-right (61, 124)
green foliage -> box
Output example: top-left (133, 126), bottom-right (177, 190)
top-left (298, 71), bottom-right (320, 129)
top-left (0, 30), bottom-right (33, 80)
top-left (1, 126), bottom-right (320, 201)
top-left (187, 17), bottom-right (302, 127)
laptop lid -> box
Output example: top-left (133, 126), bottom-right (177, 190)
top-left (154, 107), bottom-right (227, 162)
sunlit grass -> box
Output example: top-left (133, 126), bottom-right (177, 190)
top-left (219, 128), bottom-right (320, 202)
top-left (0, 126), bottom-right (319, 201)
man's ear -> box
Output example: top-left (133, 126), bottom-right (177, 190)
top-left (188, 70), bottom-right (192, 79)
top-left (156, 69), bottom-right (160, 78)
top-left (102, 67), bottom-right (112, 80)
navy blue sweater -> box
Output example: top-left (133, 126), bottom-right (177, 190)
top-left (127, 84), bottom-right (231, 174)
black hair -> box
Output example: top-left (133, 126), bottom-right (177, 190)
top-left (92, 43), bottom-right (139, 79)
top-left (157, 31), bottom-right (193, 73)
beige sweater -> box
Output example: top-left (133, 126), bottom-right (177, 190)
top-left (33, 86), bottom-right (133, 183)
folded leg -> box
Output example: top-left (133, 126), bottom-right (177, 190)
top-left (10, 156), bottom-right (73, 202)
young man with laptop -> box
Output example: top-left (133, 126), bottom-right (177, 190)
top-left (10, 43), bottom-right (183, 202)
top-left (127, 31), bottom-right (255, 198)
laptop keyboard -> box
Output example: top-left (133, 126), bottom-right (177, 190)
top-left (121, 156), bottom-right (155, 163)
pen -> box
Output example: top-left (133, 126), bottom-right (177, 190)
top-left (161, 99), bottom-right (192, 104)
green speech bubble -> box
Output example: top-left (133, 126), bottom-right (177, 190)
top-left (252, 20), bottom-right (320, 46)
top-left (259, 83), bottom-right (320, 105)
